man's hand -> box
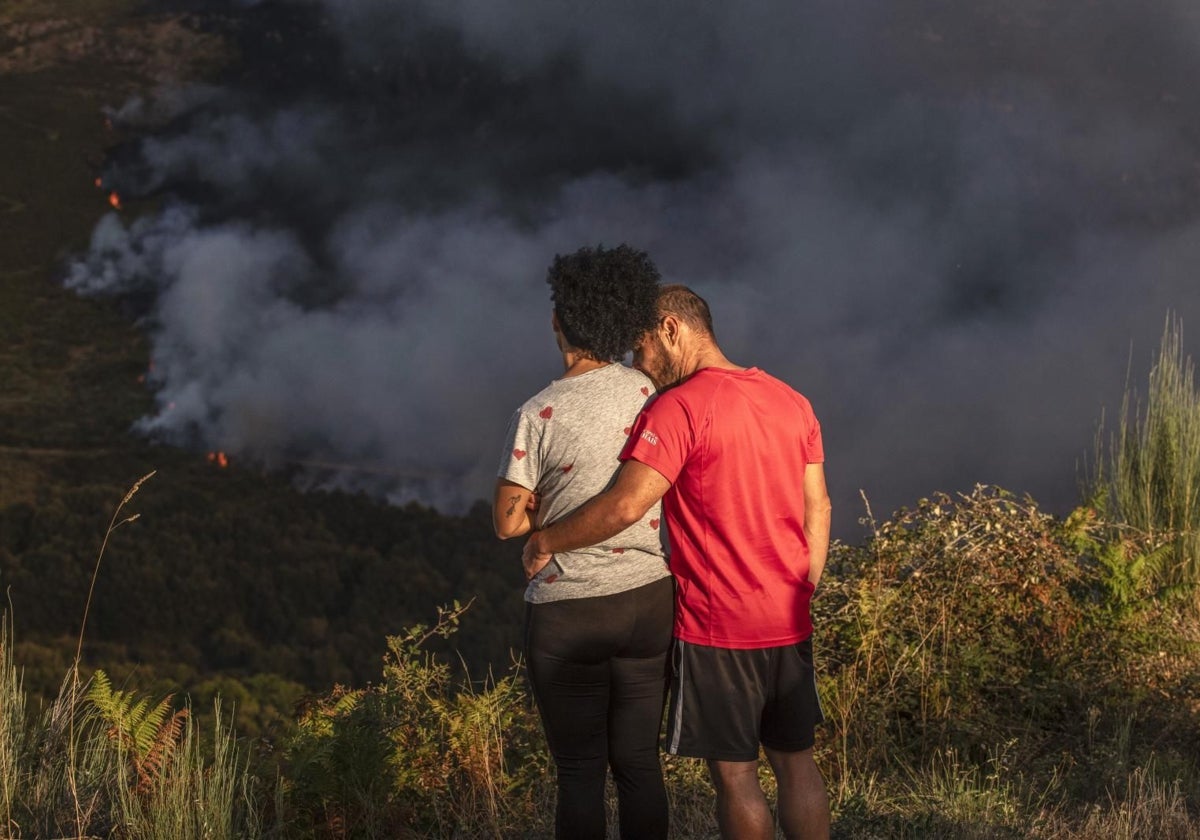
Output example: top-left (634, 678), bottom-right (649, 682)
top-left (518, 461), bottom-right (671, 579)
top-left (522, 531), bottom-right (552, 580)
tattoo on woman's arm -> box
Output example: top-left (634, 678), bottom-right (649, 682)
top-left (505, 494), bottom-right (521, 516)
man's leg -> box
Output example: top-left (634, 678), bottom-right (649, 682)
top-left (707, 759), bottom-right (773, 840)
top-left (764, 746), bottom-right (830, 840)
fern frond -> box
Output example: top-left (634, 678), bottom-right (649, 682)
top-left (129, 695), bottom-right (174, 760)
top-left (86, 667), bottom-right (189, 796)
top-left (87, 669), bottom-right (113, 704)
top-left (135, 707), bottom-right (189, 794)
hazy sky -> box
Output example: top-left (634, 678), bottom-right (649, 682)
top-left (68, 0), bottom-right (1200, 540)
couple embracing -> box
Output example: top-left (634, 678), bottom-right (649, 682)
top-left (493, 245), bottom-right (832, 840)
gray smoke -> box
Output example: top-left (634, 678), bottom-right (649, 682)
top-left (66, 0), bottom-right (1200, 537)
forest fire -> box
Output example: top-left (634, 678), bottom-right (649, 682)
top-left (93, 176), bottom-right (122, 210)
top-left (206, 451), bottom-right (229, 468)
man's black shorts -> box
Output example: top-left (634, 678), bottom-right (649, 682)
top-left (664, 637), bottom-right (824, 761)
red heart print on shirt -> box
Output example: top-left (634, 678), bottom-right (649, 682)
top-left (539, 406), bottom-right (553, 419)
top-left (562, 463), bottom-right (573, 473)
top-left (513, 449), bottom-right (527, 460)
top-left (641, 386), bottom-right (650, 396)
top-left (649, 518), bottom-right (660, 529)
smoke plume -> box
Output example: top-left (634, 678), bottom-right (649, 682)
top-left (67, 0), bottom-right (1200, 536)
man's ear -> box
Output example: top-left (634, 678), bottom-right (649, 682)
top-left (661, 313), bottom-right (683, 347)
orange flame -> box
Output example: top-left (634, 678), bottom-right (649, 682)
top-left (108, 191), bottom-right (122, 210)
top-left (94, 177), bottom-right (103, 188)
top-left (206, 451), bottom-right (230, 469)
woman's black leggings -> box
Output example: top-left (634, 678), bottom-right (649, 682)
top-left (524, 575), bottom-right (674, 840)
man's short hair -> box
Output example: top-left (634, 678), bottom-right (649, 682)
top-left (547, 245), bottom-right (661, 362)
top-left (658, 284), bottom-right (714, 337)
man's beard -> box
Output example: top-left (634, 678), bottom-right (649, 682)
top-left (646, 346), bottom-right (687, 392)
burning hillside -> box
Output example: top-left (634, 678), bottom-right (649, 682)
top-left (62, 0), bottom-right (1200, 526)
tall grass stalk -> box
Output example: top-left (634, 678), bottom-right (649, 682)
top-left (1073, 761), bottom-right (1194, 840)
top-left (1099, 315), bottom-right (1200, 593)
top-left (0, 615), bottom-right (24, 836)
top-left (68, 470), bottom-right (155, 837)
top-left (911, 744), bottom-right (1024, 830)
top-left (74, 471), bottom-right (156, 668)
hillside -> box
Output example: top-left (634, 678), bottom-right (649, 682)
top-left (0, 0), bottom-right (526, 735)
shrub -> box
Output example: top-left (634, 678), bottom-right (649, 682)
top-left (281, 601), bottom-right (552, 838)
top-left (816, 486), bottom-right (1106, 778)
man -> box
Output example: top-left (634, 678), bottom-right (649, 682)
top-left (523, 284), bottom-right (832, 840)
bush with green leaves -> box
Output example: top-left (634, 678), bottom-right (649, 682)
top-left (280, 601), bottom-right (552, 838)
top-left (816, 486), bottom-right (1109, 776)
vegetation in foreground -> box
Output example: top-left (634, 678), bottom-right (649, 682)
top-left (5, 319), bottom-right (1200, 838)
top-left (3, 482), bottom-right (1200, 838)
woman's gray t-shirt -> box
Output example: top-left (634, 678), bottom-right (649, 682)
top-left (498, 363), bottom-right (669, 603)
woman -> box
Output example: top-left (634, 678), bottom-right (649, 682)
top-left (493, 244), bottom-right (672, 840)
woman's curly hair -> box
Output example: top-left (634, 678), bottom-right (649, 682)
top-left (547, 244), bottom-right (662, 362)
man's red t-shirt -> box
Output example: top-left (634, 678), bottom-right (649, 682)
top-left (621, 367), bottom-right (824, 648)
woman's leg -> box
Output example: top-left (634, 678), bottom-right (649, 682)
top-left (608, 653), bottom-right (669, 839)
top-left (525, 602), bottom-right (612, 840)
top-left (607, 576), bottom-right (673, 840)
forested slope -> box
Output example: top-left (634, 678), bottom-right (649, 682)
top-left (0, 0), bottom-right (526, 737)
